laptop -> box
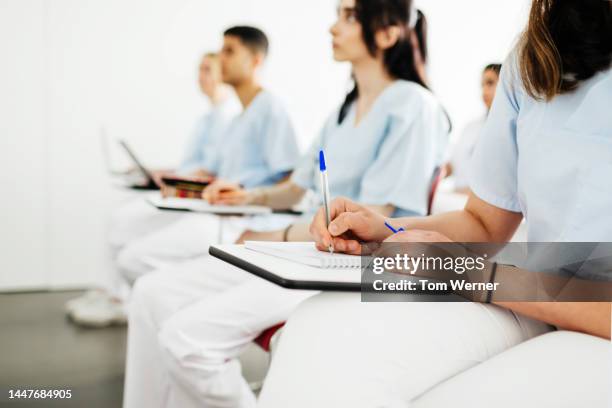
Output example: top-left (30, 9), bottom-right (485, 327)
top-left (116, 139), bottom-right (159, 190)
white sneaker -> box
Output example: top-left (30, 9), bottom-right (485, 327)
top-left (64, 290), bottom-right (107, 315)
top-left (70, 294), bottom-right (128, 328)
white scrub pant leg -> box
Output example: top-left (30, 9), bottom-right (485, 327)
top-left (258, 292), bottom-right (552, 408)
top-left (157, 257), bottom-right (317, 408)
top-left (108, 195), bottom-right (186, 251)
top-left (106, 195), bottom-right (186, 297)
top-left (116, 213), bottom-right (242, 283)
top-left (123, 256), bottom-right (317, 408)
top-left (123, 257), bottom-right (252, 408)
top-left (116, 214), bottom-right (293, 284)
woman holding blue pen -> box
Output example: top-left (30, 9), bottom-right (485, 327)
top-left (260, 0), bottom-right (612, 406)
top-left (124, 1), bottom-right (451, 406)
top-left (202, 1), bottom-right (449, 242)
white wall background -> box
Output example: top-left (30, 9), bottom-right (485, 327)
top-left (0, 0), bottom-right (529, 290)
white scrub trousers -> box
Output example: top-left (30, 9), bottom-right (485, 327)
top-left (116, 212), bottom-right (295, 283)
top-left (116, 212), bottom-right (224, 283)
top-left (410, 330), bottom-right (611, 407)
top-left (258, 292), bottom-right (554, 408)
top-left (122, 255), bottom-right (316, 408)
top-left (105, 195), bottom-right (188, 295)
top-left (108, 195), bottom-right (187, 252)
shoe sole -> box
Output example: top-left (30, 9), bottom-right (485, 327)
top-left (70, 315), bottom-right (127, 328)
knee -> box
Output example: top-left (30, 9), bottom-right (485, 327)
top-left (158, 319), bottom-right (250, 406)
top-left (157, 315), bottom-right (247, 404)
top-left (108, 200), bottom-right (142, 249)
top-left (129, 272), bottom-right (170, 325)
top-left (157, 316), bottom-right (215, 386)
top-left (108, 211), bottom-right (129, 250)
top-left (117, 244), bottom-right (147, 283)
top-left (157, 308), bottom-right (238, 374)
top-left (157, 320), bottom-right (187, 375)
top-left (158, 316), bottom-right (215, 364)
top-left (287, 292), bottom-right (357, 325)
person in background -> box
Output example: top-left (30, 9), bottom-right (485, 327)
top-left (173, 52), bottom-right (242, 179)
top-left (260, 0), bottom-right (612, 406)
top-left (65, 51), bottom-right (240, 327)
top-left (110, 26), bottom-right (300, 285)
top-left (69, 25), bottom-right (301, 327)
top-left (123, 1), bottom-right (450, 407)
top-left (443, 63), bottom-right (501, 193)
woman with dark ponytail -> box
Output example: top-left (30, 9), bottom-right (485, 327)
top-left (123, 1), bottom-right (450, 407)
top-left (204, 0), bottom-right (449, 222)
top-left (260, 1), bottom-right (611, 407)
top-left (337, 0), bottom-right (430, 123)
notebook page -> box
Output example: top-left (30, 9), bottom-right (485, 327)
top-left (244, 241), bottom-right (361, 269)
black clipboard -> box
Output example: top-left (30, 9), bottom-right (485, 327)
top-left (209, 245), bottom-right (361, 291)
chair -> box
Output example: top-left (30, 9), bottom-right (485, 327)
top-left (253, 322), bottom-right (285, 352)
top-left (253, 167), bottom-right (446, 354)
top-left (427, 166), bottom-right (446, 216)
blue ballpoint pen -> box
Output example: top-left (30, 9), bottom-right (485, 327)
top-left (319, 150), bottom-right (334, 254)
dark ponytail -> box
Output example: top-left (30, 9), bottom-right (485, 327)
top-left (338, 0), bottom-right (428, 124)
top-left (413, 10), bottom-right (427, 63)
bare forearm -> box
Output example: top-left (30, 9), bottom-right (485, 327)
top-left (250, 181), bottom-right (306, 210)
top-left (472, 264), bottom-right (612, 339)
top-left (286, 222), bottom-right (311, 241)
top-left (190, 168), bottom-right (214, 178)
top-left (497, 302), bottom-right (611, 340)
top-left (367, 204), bottom-right (394, 218)
top-left (393, 194), bottom-right (522, 242)
top-left (393, 211), bottom-right (494, 242)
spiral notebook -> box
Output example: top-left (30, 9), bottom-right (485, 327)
top-left (244, 241), bottom-right (362, 269)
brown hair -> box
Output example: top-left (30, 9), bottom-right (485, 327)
top-left (518, 0), bottom-right (611, 101)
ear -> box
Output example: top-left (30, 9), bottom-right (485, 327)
top-left (374, 25), bottom-right (401, 51)
top-left (251, 52), bottom-right (265, 70)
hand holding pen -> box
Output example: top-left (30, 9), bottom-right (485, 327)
top-left (310, 197), bottom-right (391, 255)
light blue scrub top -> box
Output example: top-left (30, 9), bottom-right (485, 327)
top-left (291, 80), bottom-right (450, 217)
top-left (470, 54), bottom-right (612, 242)
top-left (177, 97), bottom-right (242, 175)
top-left (211, 91), bottom-right (300, 188)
